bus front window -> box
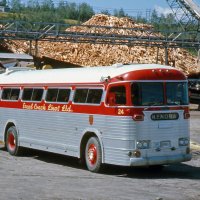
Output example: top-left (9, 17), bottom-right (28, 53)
top-left (131, 82), bottom-right (164, 106)
top-left (131, 82), bottom-right (188, 106)
top-left (166, 82), bottom-right (188, 105)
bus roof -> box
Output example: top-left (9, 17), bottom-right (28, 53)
top-left (0, 64), bottom-right (184, 85)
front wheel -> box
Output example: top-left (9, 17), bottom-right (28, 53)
top-left (85, 137), bottom-right (102, 173)
top-left (6, 126), bottom-right (22, 156)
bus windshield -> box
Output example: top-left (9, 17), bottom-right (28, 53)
top-left (131, 82), bottom-right (188, 106)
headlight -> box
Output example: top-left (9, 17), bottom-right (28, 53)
top-left (179, 138), bottom-right (189, 146)
top-left (137, 140), bottom-right (151, 149)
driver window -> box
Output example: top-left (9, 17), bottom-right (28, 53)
top-left (107, 86), bottom-right (126, 106)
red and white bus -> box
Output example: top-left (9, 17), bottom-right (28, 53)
top-left (0, 64), bottom-right (191, 172)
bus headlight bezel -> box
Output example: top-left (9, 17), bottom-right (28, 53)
top-left (136, 140), bottom-right (151, 149)
top-left (179, 138), bottom-right (189, 146)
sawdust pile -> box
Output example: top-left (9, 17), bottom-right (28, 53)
top-left (2, 14), bottom-right (200, 74)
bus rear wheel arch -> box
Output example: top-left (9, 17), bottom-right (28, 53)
top-left (5, 126), bottom-right (22, 156)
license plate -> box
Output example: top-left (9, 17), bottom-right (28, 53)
top-left (191, 93), bottom-right (200, 97)
top-left (160, 141), bottom-right (171, 148)
top-left (151, 113), bottom-right (179, 120)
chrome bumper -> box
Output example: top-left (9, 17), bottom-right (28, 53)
top-left (130, 154), bottom-right (192, 166)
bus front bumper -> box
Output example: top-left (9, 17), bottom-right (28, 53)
top-left (130, 154), bottom-right (192, 166)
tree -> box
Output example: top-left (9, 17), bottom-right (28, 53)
top-left (57, 0), bottom-right (67, 18)
top-left (27, 0), bottom-right (40, 10)
top-left (41, 0), bottom-right (54, 11)
top-left (114, 8), bottom-right (127, 17)
top-left (151, 9), bottom-right (159, 24)
top-left (0, 0), bottom-right (7, 6)
top-left (100, 9), bottom-right (111, 16)
top-left (10, 0), bottom-right (21, 12)
top-left (165, 13), bottom-right (176, 24)
top-left (79, 3), bottom-right (95, 22)
top-left (118, 8), bottom-right (126, 17)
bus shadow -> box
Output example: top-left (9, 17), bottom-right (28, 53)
top-left (0, 146), bottom-right (83, 170)
top-left (21, 148), bottom-right (84, 169)
top-left (23, 148), bottom-right (200, 180)
top-left (1, 146), bottom-right (200, 180)
top-left (102, 163), bottom-right (200, 180)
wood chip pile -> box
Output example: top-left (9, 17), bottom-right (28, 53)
top-left (2, 14), bottom-right (200, 74)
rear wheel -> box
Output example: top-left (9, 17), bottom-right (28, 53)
top-left (6, 126), bottom-right (22, 156)
top-left (85, 137), bottom-right (102, 172)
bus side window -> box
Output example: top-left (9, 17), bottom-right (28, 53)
top-left (10, 89), bottom-right (20, 100)
top-left (2, 88), bottom-right (11, 100)
top-left (1, 88), bottom-right (20, 101)
top-left (107, 86), bottom-right (126, 106)
top-left (74, 89), bottom-right (88, 103)
top-left (46, 89), bottom-right (71, 103)
top-left (46, 89), bottom-right (59, 102)
top-left (57, 89), bottom-right (71, 103)
top-left (73, 88), bottom-right (102, 104)
top-left (22, 88), bottom-right (43, 102)
top-left (22, 88), bottom-right (33, 101)
top-left (86, 89), bottom-right (103, 104)
top-left (32, 89), bottom-right (43, 101)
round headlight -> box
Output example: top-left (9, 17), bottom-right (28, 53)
top-left (179, 140), bottom-right (184, 145)
top-left (143, 141), bottom-right (148, 148)
top-left (184, 139), bottom-right (189, 145)
top-left (137, 142), bottom-right (143, 149)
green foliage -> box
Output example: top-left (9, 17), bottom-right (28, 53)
top-left (100, 10), bottom-right (111, 16)
top-left (1, 1), bottom-right (195, 34)
top-left (79, 3), bottom-right (95, 22)
top-left (4, 0), bottom-right (95, 23)
top-left (10, 0), bottom-right (23, 12)
top-left (114, 8), bottom-right (127, 18)
top-left (0, 0), bottom-right (7, 6)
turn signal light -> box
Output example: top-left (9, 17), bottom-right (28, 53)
top-left (133, 150), bottom-right (141, 158)
top-left (132, 114), bottom-right (144, 121)
top-left (184, 112), bottom-right (190, 119)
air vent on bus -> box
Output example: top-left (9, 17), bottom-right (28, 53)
top-left (112, 63), bottom-right (123, 68)
top-left (4, 67), bottom-right (35, 75)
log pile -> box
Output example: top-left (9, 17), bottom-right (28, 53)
top-left (2, 14), bottom-right (200, 74)
top-left (68, 14), bottom-right (161, 38)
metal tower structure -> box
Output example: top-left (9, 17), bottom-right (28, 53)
top-left (166, 0), bottom-right (200, 31)
top-left (0, 20), bottom-right (199, 47)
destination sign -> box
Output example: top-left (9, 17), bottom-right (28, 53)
top-left (151, 113), bottom-right (179, 121)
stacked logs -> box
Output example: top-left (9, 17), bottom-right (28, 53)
top-left (2, 14), bottom-right (199, 74)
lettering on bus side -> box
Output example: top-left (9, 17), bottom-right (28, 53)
top-left (21, 87), bottom-right (74, 113)
top-left (22, 102), bottom-right (73, 112)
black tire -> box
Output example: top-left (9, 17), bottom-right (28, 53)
top-left (85, 137), bottom-right (102, 173)
top-left (6, 126), bottom-right (22, 156)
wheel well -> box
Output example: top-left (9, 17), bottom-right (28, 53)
top-left (80, 132), bottom-right (97, 163)
top-left (4, 122), bottom-right (15, 142)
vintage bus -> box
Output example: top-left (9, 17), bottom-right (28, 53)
top-left (0, 64), bottom-right (191, 172)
